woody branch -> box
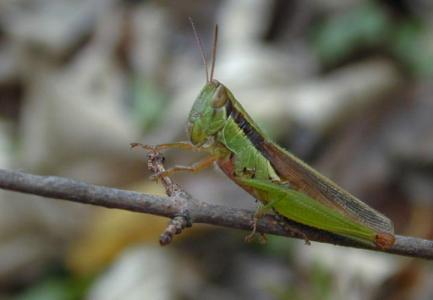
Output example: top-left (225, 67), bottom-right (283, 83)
top-left (0, 167), bottom-right (432, 259)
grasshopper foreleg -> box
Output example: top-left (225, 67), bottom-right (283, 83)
top-left (131, 142), bottom-right (202, 152)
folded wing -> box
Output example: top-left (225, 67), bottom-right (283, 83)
top-left (261, 141), bottom-right (394, 234)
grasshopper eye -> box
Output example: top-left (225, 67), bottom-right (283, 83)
top-left (211, 85), bottom-right (227, 108)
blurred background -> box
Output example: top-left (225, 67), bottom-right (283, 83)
top-left (0, 0), bottom-right (432, 299)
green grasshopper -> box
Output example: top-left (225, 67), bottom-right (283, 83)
top-left (137, 21), bottom-right (395, 249)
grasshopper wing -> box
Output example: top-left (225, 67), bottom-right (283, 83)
top-left (261, 141), bottom-right (394, 235)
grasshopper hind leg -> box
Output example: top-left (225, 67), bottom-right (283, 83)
top-left (244, 204), bottom-right (311, 245)
top-left (244, 195), bottom-right (286, 244)
top-left (244, 191), bottom-right (282, 243)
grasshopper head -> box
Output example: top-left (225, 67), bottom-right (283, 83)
top-left (187, 80), bottom-right (229, 146)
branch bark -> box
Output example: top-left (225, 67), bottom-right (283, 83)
top-left (0, 168), bottom-right (432, 259)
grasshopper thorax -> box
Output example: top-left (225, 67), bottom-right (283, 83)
top-left (187, 80), bottom-right (229, 146)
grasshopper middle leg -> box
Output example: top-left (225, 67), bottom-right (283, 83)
top-left (151, 155), bottom-right (219, 179)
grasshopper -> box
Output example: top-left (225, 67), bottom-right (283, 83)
top-left (137, 21), bottom-right (395, 249)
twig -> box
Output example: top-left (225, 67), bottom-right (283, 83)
top-left (144, 149), bottom-right (192, 245)
top-left (0, 168), bottom-right (432, 259)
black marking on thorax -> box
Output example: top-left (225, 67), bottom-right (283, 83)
top-left (225, 100), bottom-right (265, 151)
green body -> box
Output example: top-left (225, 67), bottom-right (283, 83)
top-left (185, 80), bottom-right (394, 248)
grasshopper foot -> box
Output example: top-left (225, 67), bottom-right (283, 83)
top-left (244, 218), bottom-right (258, 243)
top-left (244, 217), bottom-right (267, 244)
top-left (130, 142), bottom-right (154, 151)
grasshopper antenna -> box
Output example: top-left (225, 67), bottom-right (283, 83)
top-left (189, 17), bottom-right (209, 83)
top-left (210, 24), bottom-right (218, 82)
